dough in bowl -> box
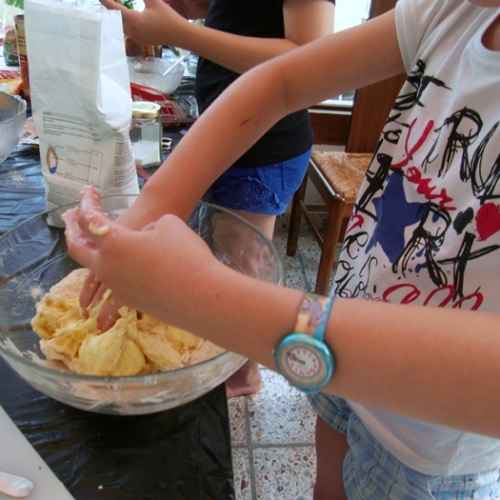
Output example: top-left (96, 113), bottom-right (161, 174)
top-left (31, 268), bottom-right (224, 376)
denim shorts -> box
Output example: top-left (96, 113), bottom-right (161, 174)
top-left (308, 392), bottom-right (500, 499)
top-left (210, 148), bottom-right (312, 216)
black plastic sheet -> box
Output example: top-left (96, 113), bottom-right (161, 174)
top-left (0, 138), bottom-right (236, 500)
top-left (0, 145), bottom-right (46, 233)
top-left (0, 359), bottom-right (235, 499)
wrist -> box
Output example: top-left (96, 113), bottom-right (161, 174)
top-left (273, 293), bottom-right (336, 393)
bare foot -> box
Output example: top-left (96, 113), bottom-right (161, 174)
top-left (225, 359), bottom-right (262, 398)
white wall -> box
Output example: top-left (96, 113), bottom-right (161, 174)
top-left (335, 0), bottom-right (370, 32)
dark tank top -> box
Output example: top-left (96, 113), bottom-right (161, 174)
top-left (194, 0), bottom-right (334, 167)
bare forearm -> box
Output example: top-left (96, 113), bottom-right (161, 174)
top-left (178, 272), bottom-right (500, 439)
top-left (129, 13), bottom-right (404, 228)
top-left (172, 23), bottom-right (300, 74)
top-left (124, 0), bottom-right (333, 75)
top-left (131, 248), bottom-right (500, 439)
top-left (66, 190), bottom-right (500, 440)
top-left (180, 11), bottom-right (405, 155)
top-left (180, 0), bottom-right (333, 74)
top-left (327, 299), bottom-right (500, 438)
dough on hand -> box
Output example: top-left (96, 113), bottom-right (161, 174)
top-left (31, 268), bottom-right (224, 376)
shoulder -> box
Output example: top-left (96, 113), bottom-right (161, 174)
top-left (396, 0), bottom-right (492, 71)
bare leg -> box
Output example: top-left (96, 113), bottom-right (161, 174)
top-left (229, 210), bottom-right (277, 241)
top-left (223, 210), bottom-right (276, 398)
top-left (225, 359), bottom-right (262, 398)
top-left (314, 415), bottom-right (349, 500)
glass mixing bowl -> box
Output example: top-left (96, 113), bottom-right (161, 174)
top-left (0, 198), bottom-right (285, 415)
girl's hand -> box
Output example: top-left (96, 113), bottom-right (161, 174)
top-left (100, 0), bottom-right (185, 46)
top-left (65, 187), bottom-right (216, 328)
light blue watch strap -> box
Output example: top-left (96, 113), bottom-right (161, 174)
top-left (294, 293), bottom-right (335, 342)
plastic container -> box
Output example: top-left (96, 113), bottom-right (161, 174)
top-left (1, 3), bottom-right (22, 66)
top-left (127, 56), bottom-right (185, 95)
top-left (130, 101), bottom-right (162, 168)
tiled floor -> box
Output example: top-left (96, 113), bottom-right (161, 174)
top-left (229, 213), bottom-right (336, 500)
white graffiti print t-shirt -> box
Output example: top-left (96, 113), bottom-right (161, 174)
top-left (341, 0), bottom-right (500, 476)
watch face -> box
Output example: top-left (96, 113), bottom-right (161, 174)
top-left (274, 333), bottom-right (334, 393)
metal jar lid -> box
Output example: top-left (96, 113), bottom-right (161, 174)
top-left (132, 101), bottom-right (161, 119)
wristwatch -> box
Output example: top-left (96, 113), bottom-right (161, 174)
top-left (273, 293), bottom-right (335, 393)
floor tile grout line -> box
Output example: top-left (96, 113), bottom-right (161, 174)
top-left (232, 442), bottom-right (316, 450)
top-left (231, 216), bottom-right (328, 500)
top-left (243, 395), bottom-right (258, 500)
top-left (297, 247), bottom-right (313, 293)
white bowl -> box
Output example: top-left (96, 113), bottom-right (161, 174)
top-left (128, 57), bottom-right (185, 95)
top-left (0, 199), bottom-right (285, 415)
top-left (0, 91), bottom-right (27, 164)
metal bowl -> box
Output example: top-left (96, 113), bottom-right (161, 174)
top-left (0, 198), bottom-right (285, 415)
top-left (0, 91), bottom-right (27, 164)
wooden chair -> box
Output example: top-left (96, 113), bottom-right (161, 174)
top-left (286, 149), bottom-right (371, 294)
top-left (286, 0), bottom-right (405, 295)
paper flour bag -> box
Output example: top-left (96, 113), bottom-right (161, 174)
top-left (25, 0), bottom-right (139, 212)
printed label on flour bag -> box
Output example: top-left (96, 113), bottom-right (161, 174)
top-left (25, 0), bottom-right (139, 212)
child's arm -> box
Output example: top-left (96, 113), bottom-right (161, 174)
top-left (119, 9), bottom-right (404, 230)
top-left (82, 7), bottom-right (402, 330)
top-left (66, 187), bottom-right (500, 440)
top-left (100, 0), bottom-right (334, 76)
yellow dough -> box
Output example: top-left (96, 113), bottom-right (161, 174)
top-left (31, 268), bottom-right (223, 376)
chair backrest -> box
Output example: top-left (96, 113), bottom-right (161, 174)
top-left (345, 0), bottom-right (406, 153)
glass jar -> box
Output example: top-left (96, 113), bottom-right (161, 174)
top-left (14, 14), bottom-right (30, 98)
top-left (129, 101), bottom-right (162, 169)
top-left (1, 2), bottom-right (23, 66)
top-left (124, 35), bottom-right (162, 58)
